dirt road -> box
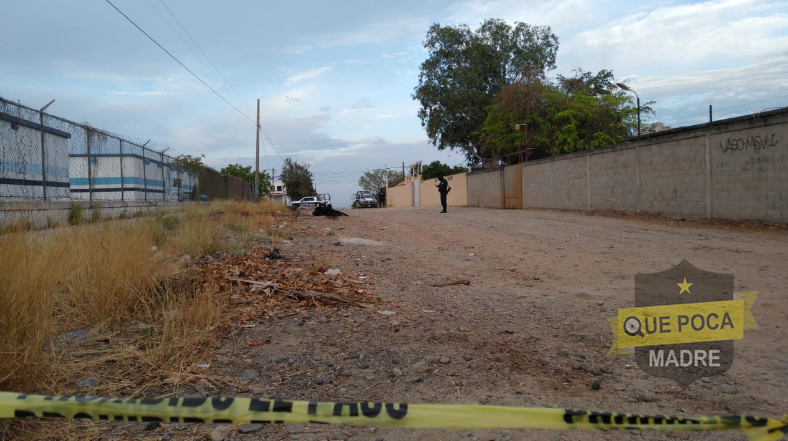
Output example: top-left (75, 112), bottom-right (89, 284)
top-left (202, 207), bottom-right (788, 441)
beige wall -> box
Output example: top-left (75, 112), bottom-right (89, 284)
top-left (386, 182), bottom-right (413, 208)
top-left (467, 173), bottom-right (481, 207)
top-left (467, 168), bottom-right (504, 208)
top-left (503, 164), bottom-right (523, 209)
top-left (419, 172), bottom-right (468, 206)
top-left (522, 108), bottom-right (788, 222)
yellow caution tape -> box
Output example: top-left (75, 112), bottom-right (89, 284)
top-left (1, 392), bottom-right (786, 441)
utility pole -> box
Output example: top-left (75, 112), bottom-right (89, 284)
top-left (402, 162), bottom-right (405, 179)
top-left (384, 164), bottom-right (388, 208)
top-left (255, 99), bottom-right (260, 201)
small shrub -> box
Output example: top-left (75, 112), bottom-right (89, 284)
top-left (90, 203), bottom-right (101, 223)
top-left (68, 202), bottom-right (83, 225)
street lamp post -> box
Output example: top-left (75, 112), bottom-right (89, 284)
top-left (616, 83), bottom-right (640, 139)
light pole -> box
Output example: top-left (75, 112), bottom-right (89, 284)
top-left (616, 83), bottom-right (640, 139)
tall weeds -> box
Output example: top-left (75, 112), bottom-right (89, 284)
top-left (0, 231), bottom-right (67, 391)
top-left (0, 200), bottom-right (286, 397)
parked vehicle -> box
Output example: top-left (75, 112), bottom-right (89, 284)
top-left (351, 190), bottom-right (377, 208)
top-left (290, 196), bottom-right (327, 208)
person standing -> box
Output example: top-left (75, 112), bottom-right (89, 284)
top-left (436, 176), bottom-right (451, 213)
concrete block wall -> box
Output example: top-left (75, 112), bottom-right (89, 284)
top-left (638, 135), bottom-right (707, 218)
top-left (710, 120), bottom-right (786, 222)
top-left (0, 200), bottom-right (188, 230)
top-left (521, 107), bottom-right (788, 223)
top-left (480, 168), bottom-right (504, 208)
top-left (522, 162), bottom-right (552, 207)
top-left (588, 147), bottom-right (638, 211)
top-left (550, 156), bottom-right (588, 210)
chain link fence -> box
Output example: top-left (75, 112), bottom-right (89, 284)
top-left (1, 97), bottom-right (198, 202)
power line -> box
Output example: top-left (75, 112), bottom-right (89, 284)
top-left (144, 0), bottom-right (223, 89)
top-left (104, 0), bottom-right (256, 125)
top-left (259, 126), bottom-right (285, 161)
top-left (156, 0), bottom-right (257, 117)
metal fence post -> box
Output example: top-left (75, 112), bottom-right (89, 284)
top-left (120, 140), bottom-right (125, 201)
top-left (86, 128), bottom-right (93, 202)
top-left (39, 110), bottom-right (47, 200)
top-left (161, 152), bottom-right (166, 201)
top-left (143, 146), bottom-right (148, 202)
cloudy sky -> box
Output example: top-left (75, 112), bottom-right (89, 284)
top-left (2, 0), bottom-right (787, 206)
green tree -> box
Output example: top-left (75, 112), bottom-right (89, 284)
top-left (172, 154), bottom-right (205, 172)
top-left (358, 169), bottom-right (405, 192)
top-left (480, 69), bottom-right (650, 159)
top-left (221, 163), bottom-right (272, 196)
top-left (420, 161), bottom-right (467, 180)
top-left (413, 18), bottom-right (559, 164)
top-left (279, 158), bottom-right (314, 200)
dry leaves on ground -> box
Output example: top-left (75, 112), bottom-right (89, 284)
top-left (194, 252), bottom-right (379, 324)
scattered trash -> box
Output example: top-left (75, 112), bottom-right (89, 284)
top-left (324, 268), bottom-right (342, 276)
top-left (195, 255), bottom-right (379, 324)
top-left (264, 248), bottom-right (282, 260)
top-left (378, 310), bottom-right (396, 316)
top-left (571, 234), bottom-right (579, 238)
top-left (333, 241), bottom-right (343, 246)
top-left (422, 309), bottom-right (438, 314)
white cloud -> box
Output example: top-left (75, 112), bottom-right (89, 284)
top-left (637, 56), bottom-right (788, 125)
top-left (321, 17), bottom-right (430, 48)
top-left (285, 66), bottom-right (333, 86)
top-left (565, 0), bottom-right (788, 75)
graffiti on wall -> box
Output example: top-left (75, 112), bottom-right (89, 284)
top-left (719, 133), bottom-right (779, 153)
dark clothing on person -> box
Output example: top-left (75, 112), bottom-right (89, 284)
top-left (437, 177), bottom-right (450, 213)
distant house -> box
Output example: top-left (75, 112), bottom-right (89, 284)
top-left (269, 180), bottom-right (289, 205)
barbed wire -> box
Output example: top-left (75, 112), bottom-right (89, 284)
top-left (1, 97), bottom-right (199, 202)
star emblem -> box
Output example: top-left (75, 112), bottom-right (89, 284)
top-left (677, 277), bottom-right (693, 295)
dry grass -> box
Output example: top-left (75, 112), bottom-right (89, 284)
top-left (0, 231), bottom-right (67, 391)
top-left (0, 199), bottom-right (288, 399)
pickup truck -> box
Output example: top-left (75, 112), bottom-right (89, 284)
top-left (290, 196), bottom-right (326, 208)
top-left (351, 190), bottom-right (378, 208)
top-left (290, 194), bottom-right (331, 208)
